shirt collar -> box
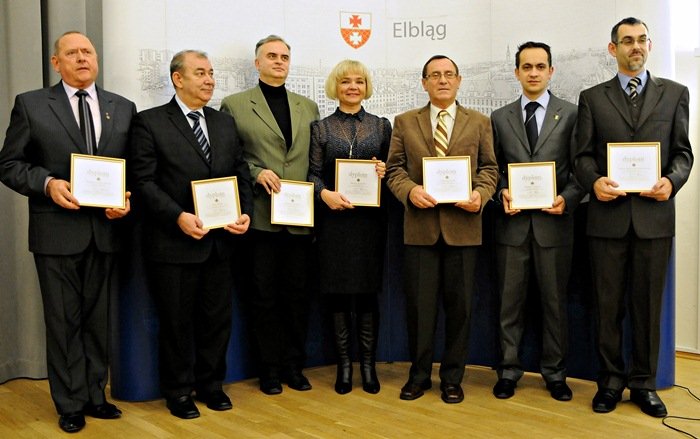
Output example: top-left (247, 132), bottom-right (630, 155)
top-left (430, 101), bottom-right (457, 121)
top-left (617, 70), bottom-right (648, 92)
top-left (520, 90), bottom-right (550, 112)
top-left (174, 94), bottom-right (205, 118)
top-left (62, 81), bottom-right (97, 100)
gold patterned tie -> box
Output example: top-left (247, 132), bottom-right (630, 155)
top-left (434, 110), bottom-right (449, 157)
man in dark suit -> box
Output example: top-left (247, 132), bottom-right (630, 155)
top-left (386, 55), bottom-right (498, 404)
top-left (0, 31), bottom-right (135, 433)
top-left (575, 17), bottom-right (693, 417)
top-left (129, 50), bottom-right (253, 419)
top-left (491, 42), bottom-right (584, 402)
top-left (220, 35), bottom-right (319, 395)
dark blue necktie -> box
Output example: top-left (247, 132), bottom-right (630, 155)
top-left (187, 111), bottom-right (211, 162)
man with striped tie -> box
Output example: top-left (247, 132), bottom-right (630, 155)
top-left (575, 17), bottom-right (693, 417)
top-left (386, 55), bottom-right (498, 404)
top-left (129, 50), bottom-right (253, 419)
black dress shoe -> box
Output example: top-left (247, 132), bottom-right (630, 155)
top-left (196, 390), bottom-right (233, 411)
top-left (260, 377), bottom-right (283, 395)
top-left (59, 412), bottom-right (85, 433)
top-left (85, 402), bottom-right (122, 419)
top-left (283, 371), bottom-right (312, 391)
top-left (630, 389), bottom-right (668, 417)
top-left (440, 383), bottom-right (464, 404)
top-left (399, 380), bottom-right (431, 400)
top-left (592, 388), bottom-right (622, 413)
top-left (166, 395), bottom-right (200, 419)
top-left (493, 378), bottom-right (516, 399)
top-left (547, 381), bottom-right (573, 401)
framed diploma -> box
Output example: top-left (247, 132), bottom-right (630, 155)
top-left (70, 153), bottom-right (126, 209)
top-left (422, 156), bottom-right (472, 203)
top-left (335, 159), bottom-right (381, 207)
top-left (508, 161), bottom-right (557, 210)
top-left (191, 176), bottom-right (241, 229)
top-left (271, 180), bottom-right (314, 227)
top-left (607, 142), bottom-right (661, 192)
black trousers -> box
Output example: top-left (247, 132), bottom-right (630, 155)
top-left (589, 232), bottom-right (672, 391)
top-left (148, 253), bottom-right (233, 399)
top-left (248, 229), bottom-right (312, 377)
top-left (34, 243), bottom-right (115, 414)
top-left (403, 241), bottom-right (477, 386)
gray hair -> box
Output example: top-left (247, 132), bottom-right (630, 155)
top-left (254, 35), bottom-right (291, 58)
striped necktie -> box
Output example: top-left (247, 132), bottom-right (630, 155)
top-left (187, 111), bottom-right (211, 162)
top-left (434, 110), bottom-right (449, 157)
top-left (628, 77), bottom-right (641, 100)
top-left (76, 90), bottom-right (96, 155)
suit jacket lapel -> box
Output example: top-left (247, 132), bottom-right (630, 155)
top-left (504, 100), bottom-right (529, 155)
top-left (96, 86), bottom-right (115, 155)
top-left (533, 97), bottom-right (563, 155)
top-left (450, 105), bottom-right (470, 153)
top-left (250, 86), bottom-right (285, 143)
top-left (166, 98), bottom-right (211, 166)
top-left (417, 104), bottom-right (436, 156)
top-left (637, 74), bottom-right (662, 128)
top-left (48, 82), bottom-right (85, 153)
top-left (288, 91), bottom-right (302, 146)
top-left (604, 77), bottom-right (634, 127)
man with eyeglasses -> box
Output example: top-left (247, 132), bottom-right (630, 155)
top-left (575, 17), bottom-right (693, 417)
top-left (386, 55), bottom-right (498, 404)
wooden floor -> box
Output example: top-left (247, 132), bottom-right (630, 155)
top-left (1, 355), bottom-right (699, 438)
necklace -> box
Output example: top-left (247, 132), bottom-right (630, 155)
top-left (339, 118), bottom-right (361, 158)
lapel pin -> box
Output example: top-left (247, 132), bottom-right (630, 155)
top-left (554, 114), bottom-right (560, 120)
top-left (105, 112), bottom-right (110, 120)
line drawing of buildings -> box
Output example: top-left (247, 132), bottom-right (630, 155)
top-left (137, 47), bottom-right (617, 121)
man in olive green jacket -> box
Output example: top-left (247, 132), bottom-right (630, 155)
top-left (220, 35), bottom-right (319, 396)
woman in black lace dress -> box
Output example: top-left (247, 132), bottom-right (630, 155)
top-left (308, 60), bottom-right (391, 395)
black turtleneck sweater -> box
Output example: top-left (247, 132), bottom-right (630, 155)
top-left (259, 80), bottom-right (292, 150)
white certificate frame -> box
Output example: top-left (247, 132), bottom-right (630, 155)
top-left (422, 156), bottom-right (472, 203)
top-left (607, 142), bottom-right (661, 192)
top-left (70, 153), bottom-right (126, 209)
top-left (335, 159), bottom-right (381, 207)
top-left (191, 176), bottom-right (241, 230)
top-left (508, 161), bottom-right (557, 210)
top-left (271, 180), bottom-right (314, 227)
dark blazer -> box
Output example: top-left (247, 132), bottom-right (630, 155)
top-left (492, 93), bottom-right (584, 247)
top-left (386, 103), bottom-right (498, 246)
top-left (575, 73), bottom-right (693, 239)
top-left (0, 82), bottom-right (136, 255)
top-left (129, 98), bottom-right (253, 264)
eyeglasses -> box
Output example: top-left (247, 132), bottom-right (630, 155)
top-left (424, 71), bottom-right (458, 81)
top-left (614, 36), bottom-right (650, 47)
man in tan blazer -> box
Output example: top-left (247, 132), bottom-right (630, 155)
top-left (386, 55), bottom-right (498, 404)
top-left (220, 35), bottom-right (319, 395)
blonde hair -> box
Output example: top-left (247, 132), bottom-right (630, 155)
top-left (324, 60), bottom-right (373, 100)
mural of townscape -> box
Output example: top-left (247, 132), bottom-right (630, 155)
top-left (135, 46), bottom-right (617, 121)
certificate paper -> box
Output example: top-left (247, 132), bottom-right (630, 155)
top-left (191, 176), bottom-right (241, 229)
top-left (70, 153), bottom-right (125, 209)
top-left (422, 156), bottom-right (471, 203)
top-left (335, 159), bottom-right (381, 207)
top-left (607, 142), bottom-right (660, 192)
top-left (508, 162), bottom-right (557, 210)
top-left (271, 180), bottom-right (314, 227)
